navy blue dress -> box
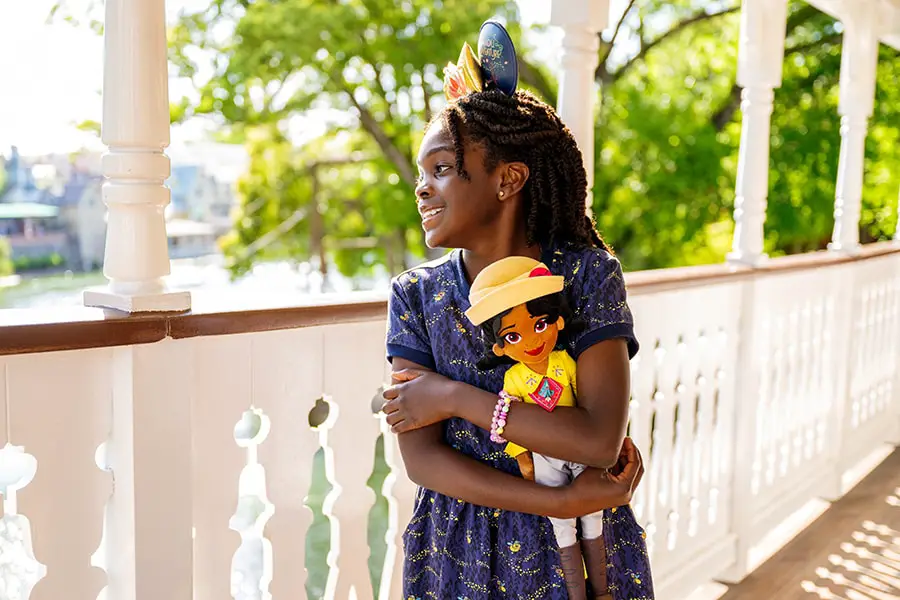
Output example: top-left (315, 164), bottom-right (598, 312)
top-left (386, 243), bottom-right (655, 600)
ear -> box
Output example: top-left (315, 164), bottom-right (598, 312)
top-left (492, 343), bottom-right (505, 357)
top-left (555, 316), bottom-right (566, 331)
top-left (498, 161), bottom-right (530, 200)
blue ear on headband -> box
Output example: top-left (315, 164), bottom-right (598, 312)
top-left (478, 20), bottom-right (519, 96)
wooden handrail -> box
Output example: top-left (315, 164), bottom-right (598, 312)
top-left (2, 241), bottom-right (897, 356)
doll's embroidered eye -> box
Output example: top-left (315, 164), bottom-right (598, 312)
top-left (504, 332), bottom-right (522, 345)
top-left (534, 318), bottom-right (548, 333)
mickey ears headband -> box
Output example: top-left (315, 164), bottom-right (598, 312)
top-left (443, 20), bottom-right (519, 102)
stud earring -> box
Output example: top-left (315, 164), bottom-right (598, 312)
top-left (498, 191), bottom-right (505, 198)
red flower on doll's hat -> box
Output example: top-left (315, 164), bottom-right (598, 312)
top-left (529, 266), bottom-right (552, 278)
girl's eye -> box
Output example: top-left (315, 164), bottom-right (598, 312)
top-left (435, 164), bottom-right (452, 176)
top-left (534, 319), bottom-right (548, 334)
top-left (504, 332), bottom-right (522, 345)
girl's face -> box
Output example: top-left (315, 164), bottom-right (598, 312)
top-left (491, 303), bottom-right (564, 368)
top-left (414, 120), bottom-right (502, 249)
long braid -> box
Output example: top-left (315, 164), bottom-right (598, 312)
top-left (437, 90), bottom-right (610, 252)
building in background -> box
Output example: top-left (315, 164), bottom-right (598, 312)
top-left (1, 144), bottom-right (243, 271)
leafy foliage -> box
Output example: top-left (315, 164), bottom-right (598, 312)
top-left (593, 1), bottom-right (899, 270)
top-left (0, 237), bottom-right (13, 278)
top-left (56, 0), bottom-right (900, 277)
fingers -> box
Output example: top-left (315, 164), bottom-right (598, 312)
top-left (382, 385), bottom-right (400, 401)
top-left (380, 396), bottom-right (412, 433)
top-left (384, 410), bottom-right (404, 426)
top-left (620, 437), bottom-right (636, 458)
top-left (381, 396), bottom-right (401, 415)
top-left (391, 421), bottom-right (413, 434)
top-left (613, 437), bottom-right (639, 483)
top-left (390, 369), bottom-right (422, 384)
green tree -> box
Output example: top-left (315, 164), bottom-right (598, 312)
top-left (591, 1), bottom-right (900, 270)
top-left (172, 0), bottom-right (555, 279)
top-left (58, 0), bottom-right (900, 276)
top-left (0, 237), bottom-right (13, 278)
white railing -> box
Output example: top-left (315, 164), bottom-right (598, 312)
top-left (0, 246), bottom-right (898, 600)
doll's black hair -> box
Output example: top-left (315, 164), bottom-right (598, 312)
top-left (476, 291), bottom-right (584, 370)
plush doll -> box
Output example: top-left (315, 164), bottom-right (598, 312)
top-left (466, 256), bottom-right (610, 599)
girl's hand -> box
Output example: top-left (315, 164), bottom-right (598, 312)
top-left (382, 369), bottom-right (459, 433)
top-left (560, 438), bottom-right (644, 518)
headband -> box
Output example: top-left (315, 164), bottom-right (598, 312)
top-left (443, 20), bottom-right (519, 102)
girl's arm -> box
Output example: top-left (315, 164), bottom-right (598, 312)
top-left (390, 357), bottom-right (640, 518)
top-left (386, 339), bottom-right (630, 469)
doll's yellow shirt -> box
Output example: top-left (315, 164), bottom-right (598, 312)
top-left (502, 349), bottom-right (577, 457)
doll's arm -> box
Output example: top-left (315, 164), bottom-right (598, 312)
top-left (391, 357), bottom-right (634, 517)
top-left (447, 339), bottom-right (630, 468)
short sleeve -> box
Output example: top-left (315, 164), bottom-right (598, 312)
top-left (566, 252), bottom-right (640, 360)
top-left (561, 351), bottom-right (578, 396)
top-left (503, 367), bottom-right (522, 397)
top-left (386, 277), bottom-right (435, 370)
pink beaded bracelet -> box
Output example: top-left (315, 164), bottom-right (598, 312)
top-left (490, 391), bottom-right (518, 443)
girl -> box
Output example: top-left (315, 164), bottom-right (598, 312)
top-left (381, 21), bottom-right (653, 600)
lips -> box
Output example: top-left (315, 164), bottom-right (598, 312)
top-left (419, 204), bottom-right (445, 230)
top-left (525, 343), bottom-right (546, 357)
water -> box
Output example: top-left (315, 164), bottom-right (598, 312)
top-left (0, 256), bottom-right (391, 310)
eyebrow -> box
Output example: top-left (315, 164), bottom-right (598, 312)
top-left (417, 144), bottom-right (456, 166)
top-left (498, 324), bottom-right (517, 335)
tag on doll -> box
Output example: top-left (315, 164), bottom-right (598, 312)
top-left (529, 377), bottom-right (563, 412)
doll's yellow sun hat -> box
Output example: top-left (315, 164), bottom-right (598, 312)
top-left (465, 257), bottom-right (565, 326)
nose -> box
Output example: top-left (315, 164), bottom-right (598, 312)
top-left (415, 179), bottom-right (432, 200)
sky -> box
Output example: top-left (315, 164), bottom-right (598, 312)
top-left (0, 0), bottom-right (621, 158)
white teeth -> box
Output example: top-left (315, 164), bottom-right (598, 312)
top-left (422, 207), bottom-right (444, 219)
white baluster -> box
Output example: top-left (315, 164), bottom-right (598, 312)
top-left (0, 364), bottom-right (46, 600)
top-left (550, 0), bottom-right (610, 209)
top-left (728, 0), bottom-right (788, 266)
top-left (191, 336), bottom-right (259, 600)
top-left (105, 342), bottom-right (194, 600)
top-left (720, 276), bottom-right (762, 582)
top-left (378, 382), bottom-right (418, 600)
top-left (83, 0), bottom-right (191, 313)
top-left (891, 256), bottom-right (900, 444)
top-left (4, 350), bottom-right (111, 600)
top-left (230, 407), bottom-right (274, 600)
top-left (830, 7), bottom-right (880, 254)
top-left (822, 264), bottom-right (856, 500)
top-left (321, 322), bottom-right (384, 600)
top-left (255, 328), bottom-right (326, 599)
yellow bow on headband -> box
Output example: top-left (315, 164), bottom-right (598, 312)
top-left (443, 42), bottom-right (482, 102)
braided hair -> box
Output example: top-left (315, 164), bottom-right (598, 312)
top-left (438, 89), bottom-right (610, 252)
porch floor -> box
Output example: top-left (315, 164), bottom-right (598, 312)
top-left (720, 447), bottom-right (900, 600)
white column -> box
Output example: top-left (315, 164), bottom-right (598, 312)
top-left (727, 0), bottom-right (788, 266)
top-left (84, 0), bottom-right (191, 313)
top-left (720, 0), bottom-right (789, 585)
top-left (830, 8), bottom-right (880, 253)
top-left (550, 0), bottom-right (610, 210)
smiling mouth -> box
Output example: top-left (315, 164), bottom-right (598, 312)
top-left (525, 343), bottom-right (546, 357)
top-left (420, 206), bottom-right (445, 230)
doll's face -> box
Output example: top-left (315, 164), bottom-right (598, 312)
top-left (492, 303), bottom-right (564, 367)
